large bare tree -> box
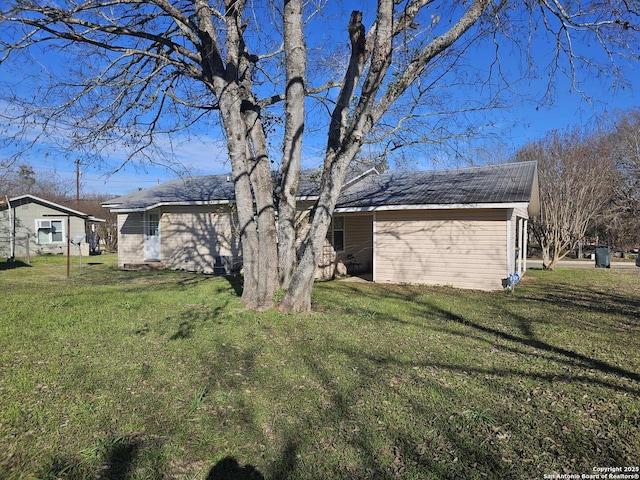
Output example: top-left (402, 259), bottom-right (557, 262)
top-left (1, 1), bottom-right (638, 311)
top-left (515, 129), bottom-right (620, 269)
top-left (599, 109), bottom-right (640, 249)
top-left (609, 109), bottom-right (640, 214)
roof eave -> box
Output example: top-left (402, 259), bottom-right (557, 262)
top-left (334, 202), bottom-right (532, 213)
top-left (9, 194), bottom-right (93, 218)
top-left (107, 199), bottom-right (233, 213)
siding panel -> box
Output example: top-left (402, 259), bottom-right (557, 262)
top-left (375, 209), bottom-right (508, 290)
top-left (161, 205), bottom-right (241, 272)
top-left (118, 214), bottom-right (144, 267)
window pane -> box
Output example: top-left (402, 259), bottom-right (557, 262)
top-left (333, 216), bottom-right (344, 230)
top-left (147, 213), bottom-right (159, 236)
top-left (38, 228), bottom-right (49, 244)
top-left (51, 221), bottom-right (63, 242)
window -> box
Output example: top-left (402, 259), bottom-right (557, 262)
top-left (36, 219), bottom-right (64, 244)
top-left (146, 213), bottom-right (160, 237)
top-left (332, 216), bottom-right (345, 252)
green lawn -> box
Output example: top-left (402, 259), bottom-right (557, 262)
top-left (1, 255), bottom-right (639, 479)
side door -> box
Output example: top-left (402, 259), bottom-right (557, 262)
top-left (144, 211), bottom-right (160, 261)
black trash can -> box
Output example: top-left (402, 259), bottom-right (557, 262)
top-left (595, 246), bottom-right (611, 268)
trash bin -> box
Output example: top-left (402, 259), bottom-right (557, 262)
top-left (595, 246), bottom-right (611, 268)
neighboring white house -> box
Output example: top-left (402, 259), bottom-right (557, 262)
top-left (0, 194), bottom-right (105, 259)
top-left (103, 161), bottom-right (540, 291)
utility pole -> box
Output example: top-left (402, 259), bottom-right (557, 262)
top-left (75, 159), bottom-right (81, 210)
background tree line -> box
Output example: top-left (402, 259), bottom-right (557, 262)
top-left (515, 108), bottom-right (640, 270)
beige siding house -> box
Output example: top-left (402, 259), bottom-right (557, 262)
top-left (117, 205), bottom-right (240, 271)
top-left (104, 161), bottom-right (539, 290)
top-left (104, 176), bottom-right (242, 273)
top-left (331, 162), bottom-right (539, 290)
top-left (373, 209), bottom-right (508, 289)
top-left (0, 195), bottom-right (104, 259)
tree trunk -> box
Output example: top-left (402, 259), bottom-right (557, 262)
top-left (541, 246), bottom-right (554, 270)
top-left (280, 3), bottom-right (393, 312)
top-left (278, 0), bottom-right (306, 290)
top-left (245, 111), bottom-right (279, 309)
top-left (201, 0), bottom-right (279, 310)
top-left (280, 146), bottom-right (360, 312)
top-left (231, 157), bottom-right (261, 306)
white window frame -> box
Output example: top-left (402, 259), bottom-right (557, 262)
top-left (36, 218), bottom-right (65, 244)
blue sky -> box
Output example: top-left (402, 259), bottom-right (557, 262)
top-left (0, 2), bottom-right (637, 196)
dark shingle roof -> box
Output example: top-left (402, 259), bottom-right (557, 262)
top-left (104, 167), bottom-right (380, 211)
top-left (103, 162), bottom-right (538, 213)
top-left (103, 174), bottom-right (237, 211)
top-left (336, 161), bottom-right (538, 209)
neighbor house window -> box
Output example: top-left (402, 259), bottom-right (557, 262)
top-left (332, 216), bottom-right (345, 252)
top-left (36, 219), bottom-right (64, 244)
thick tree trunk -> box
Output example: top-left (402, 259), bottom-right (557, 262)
top-left (194, 0), bottom-right (259, 307)
top-left (231, 156), bottom-right (261, 306)
top-left (280, 146), bottom-right (360, 312)
top-left (199, 0), bottom-right (279, 310)
top-left (278, 0), bottom-right (306, 290)
top-left (280, 5), bottom-right (391, 312)
top-left (245, 112), bottom-right (279, 309)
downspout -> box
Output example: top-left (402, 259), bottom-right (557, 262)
top-left (6, 196), bottom-right (15, 260)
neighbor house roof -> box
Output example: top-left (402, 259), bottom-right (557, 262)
top-left (103, 162), bottom-right (539, 215)
top-left (335, 161), bottom-right (540, 215)
top-left (1, 194), bottom-right (105, 222)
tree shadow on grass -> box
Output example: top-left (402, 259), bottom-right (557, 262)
top-left (328, 280), bottom-right (640, 386)
top-left (440, 307), bottom-right (640, 383)
top-left (40, 436), bottom-right (140, 480)
top-left (40, 434), bottom-right (168, 480)
top-left (206, 456), bottom-right (265, 480)
top-left (40, 440), bottom-right (269, 480)
top-left (223, 273), bottom-right (244, 297)
top-left (0, 259), bottom-right (30, 270)
top-left (167, 302), bottom-right (231, 340)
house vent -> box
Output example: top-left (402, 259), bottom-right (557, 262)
top-left (37, 219), bottom-right (52, 229)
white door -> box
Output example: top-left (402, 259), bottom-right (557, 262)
top-left (144, 211), bottom-right (160, 261)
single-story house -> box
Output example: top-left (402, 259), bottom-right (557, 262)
top-left (103, 161), bottom-right (539, 290)
top-left (0, 194), bottom-right (105, 259)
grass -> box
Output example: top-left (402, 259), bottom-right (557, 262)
top-left (0, 254), bottom-right (639, 479)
